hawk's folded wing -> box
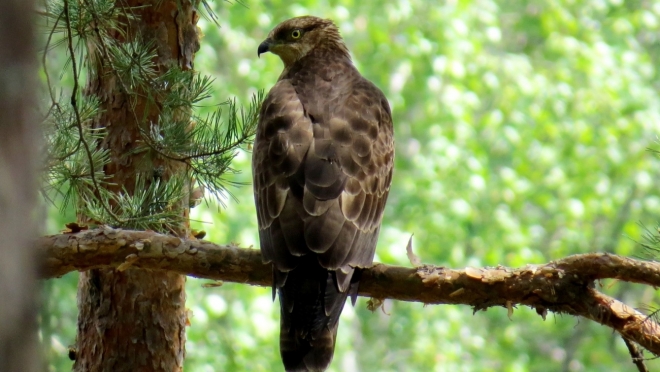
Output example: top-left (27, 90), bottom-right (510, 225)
top-left (253, 76), bottom-right (394, 291)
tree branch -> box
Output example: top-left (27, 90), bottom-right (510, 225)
top-left (39, 227), bottom-right (660, 356)
top-left (623, 337), bottom-right (650, 372)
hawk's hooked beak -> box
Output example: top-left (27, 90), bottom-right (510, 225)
top-left (258, 39), bottom-right (272, 58)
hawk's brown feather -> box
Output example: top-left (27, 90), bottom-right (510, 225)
top-left (253, 16), bottom-right (394, 372)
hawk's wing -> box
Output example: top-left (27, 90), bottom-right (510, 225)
top-left (253, 76), bottom-right (394, 290)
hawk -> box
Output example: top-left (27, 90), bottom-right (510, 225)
top-left (253, 16), bottom-right (394, 371)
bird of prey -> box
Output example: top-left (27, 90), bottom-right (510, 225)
top-left (253, 16), bottom-right (394, 371)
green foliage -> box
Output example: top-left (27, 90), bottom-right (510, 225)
top-left (42, 94), bottom-right (109, 211)
top-left (137, 89), bottom-right (264, 204)
top-left (40, 0), bottom-right (260, 230)
top-left (82, 174), bottom-right (189, 231)
top-left (40, 0), bottom-right (660, 371)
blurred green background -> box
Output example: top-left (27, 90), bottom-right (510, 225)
top-left (40, 0), bottom-right (660, 371)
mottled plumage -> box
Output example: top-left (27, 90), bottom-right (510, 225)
top-left (253, 16), bottom-right (394, 371)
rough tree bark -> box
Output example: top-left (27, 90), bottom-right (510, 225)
top-left (0, 0), bottom-right (39, 370)
top-left (73, 1), bottom-right (200, 371)
top-left (40, 228), bottom-right (660, 358)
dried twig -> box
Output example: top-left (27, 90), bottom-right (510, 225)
top-left (623, 337), bottom-right (649, 372)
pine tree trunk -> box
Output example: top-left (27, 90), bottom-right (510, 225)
top-left (0, 0), bottom-right (39, 370)
top-left (74, 1), bottom-right (200, 371)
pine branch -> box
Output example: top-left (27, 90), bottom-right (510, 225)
top-left (623, 337), bottom-right (650, 372)
top-left (134, 91), bottom-right (263, 204)
top-left (81, 175), bottom-right (187, 231)
top-left (62, 0), bottom-right (121, 224)
top-left (41, 0), bottom-right (260, 226)
top-left (41, 8), bottom-right (62, 113)
top-left (40, 227), bottom-right (660, 357)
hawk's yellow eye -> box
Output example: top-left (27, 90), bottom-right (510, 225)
top-left (291, 29), bottom-right (302, 39)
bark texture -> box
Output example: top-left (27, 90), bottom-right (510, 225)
top-left (74, 1), bottom-right (199, 371)
top-left (0, 0), bottom-right (39, 370)
top-left (41, 228), bottom-right (660, 357)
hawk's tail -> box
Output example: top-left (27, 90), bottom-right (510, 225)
top-left (277, 256), bottom-right (352, 372)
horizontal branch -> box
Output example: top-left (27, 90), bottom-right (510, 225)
top-left (39, 227), bottom-right (660, 356)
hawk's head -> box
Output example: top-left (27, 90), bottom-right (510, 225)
top-left (258, 16), bottom-right (350, 66)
